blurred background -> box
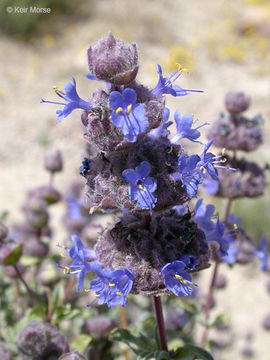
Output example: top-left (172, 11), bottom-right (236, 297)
top-left (0, 0), bottom-right (269, 359)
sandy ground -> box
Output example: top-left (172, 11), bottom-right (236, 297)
top-left (0, 0), bottom-right (270, 358)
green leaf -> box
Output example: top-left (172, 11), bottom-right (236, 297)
top-left (27, 305), bottom-right (47, 321)
top-left (70, 334), bottom-right (92, 354)
top-left (110, 328), bottom-right (156, 355)
top-left (52, 305), bottom-right (81, 323)
top-left (173, 344), bottom-right (214, 360)
top-left (3, 244), bottom-right (22, 265)
top-left (110, 328), bottom-right (174, 359)
top-left (52, 282), bottom-right (65, 308)
top-left (154, 325), bottom-right (160, 348)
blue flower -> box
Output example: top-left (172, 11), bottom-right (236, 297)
top-left (58, 235), bottom-right (97, 292)
top-left (152, 64), bottom-right (203, 97)
top-left (170, 110), bottom-right (207, 144)
top-left (106, 268), bottom-right (135, 307)
top-left (122, 161), bottom-right (157, 213)
top-left (194, 198), bottom-right (215, 232)
top-left (178, 254), bottom-right (198, 271)
top-left (227, 213), bottom-right (241, 227)
top-left (198, 139), bottom-right (237, 181)
top-left (161, 260), bottom-right (195, 296)
top-left (177, 154), bottom-right (202, 197)
top-left (41, 77), bottom-right (92, 123)
top-left (256, 237), bottom-right (268, 272)
top-left (89, 264), bottom-right (112, 306)
top-left (89, 264), bottom-right (134, 308)
top-left (85, 73), bottom-right (99, 81)
top-left (203, 176), bottom-right (219, 195)
top-left (222, 244), bottom-right (238, 265)
top-left (148, 107), bottom-right (173, 139)
top-left (204, 218), bottom-right (229, 257)
top-left (110, 88), bottom-right (149, 143)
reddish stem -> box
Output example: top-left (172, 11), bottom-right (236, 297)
top-left (13, 265), bottom-right (39, 306)
top-left (153, 296), bottom-right (168, 351)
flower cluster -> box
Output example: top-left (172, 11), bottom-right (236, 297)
top-left (44, 33), bottom-right (249, 308)
top-left (205, 91), bottom-right (268, 270)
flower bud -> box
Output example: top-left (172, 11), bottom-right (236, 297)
top-left (87, 32), bottom-right (138, 85)
top-left (215, 158), bottom-right (265, 199)
top-left (26, 211), bottom-right (49, 229)
top-left (225, 92), bottom-right (251, 114)
top-left (44, 149), bottom-right (63, 173)
top-left (25, 197), bottom-right (47, 214)
top-left (16, 321), bottom-right (69, 358)
top-left (0, 240), bottom-right (23, 266)
top-left (0, 342), bottom-right (13, 360)
top-left (58, 352), bottom-right (86, 360)
top-left (29, 186), bottom-right (61, 205)
top-left (83, 317), bottom-right (117, 339)
top-left (0, 222), bottom-right (8, 242)
top-left (23, 236), bottom-right (49, 257)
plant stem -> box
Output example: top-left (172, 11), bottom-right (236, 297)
top-left (153, 296), bottom-right (168, 351)
top-left (49, 172), bottom-right (55, 187)
top-left (200, 197), bottom-right (234, 347)
top-left (120, 307), bottom-right (129, 360)
top-left (200, 261), bottom-right (219, 347)
top-left (224, 198), bottom-right (233, 223)
top-left (13, 265), bottom-right (39, 306)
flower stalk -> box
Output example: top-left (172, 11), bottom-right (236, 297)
top-left (13, 264), bottom-right (39, 306)
top-left (153, 296), bottom-right (168, 351)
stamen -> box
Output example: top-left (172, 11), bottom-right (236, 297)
top-left (138, 184), bottom-right (146, 191)
top-left (175, 274), bottom-right (187, 284)
top-left (200, 166), bottom-right (206, 173)
top-left (116, 292), bottom-right (122, 296)
top-left (166, 146), bottom-right (173, 154)
top-left (233, 224), bottom-right (238, 231)
top-left (116, 107), bottom-right (123, 115)
top-left (63, 267), bottom-right (70, 274)
top-left (109, 283), bottom-right (115, 287)
top-left (176, 63), bottom-right (189, 74)
top-left (53, 86), bottom-right (62, 94)
top-left (222, 148), bottom-right (226, 156)
top-left (220, 158), bottom-right (227, 163)
top-left (60, 252), bottom-right (66, 258)
top-left (84, 289), bottom-right (91, 292)
top-left (127, 104), bottom-right (132, 115)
